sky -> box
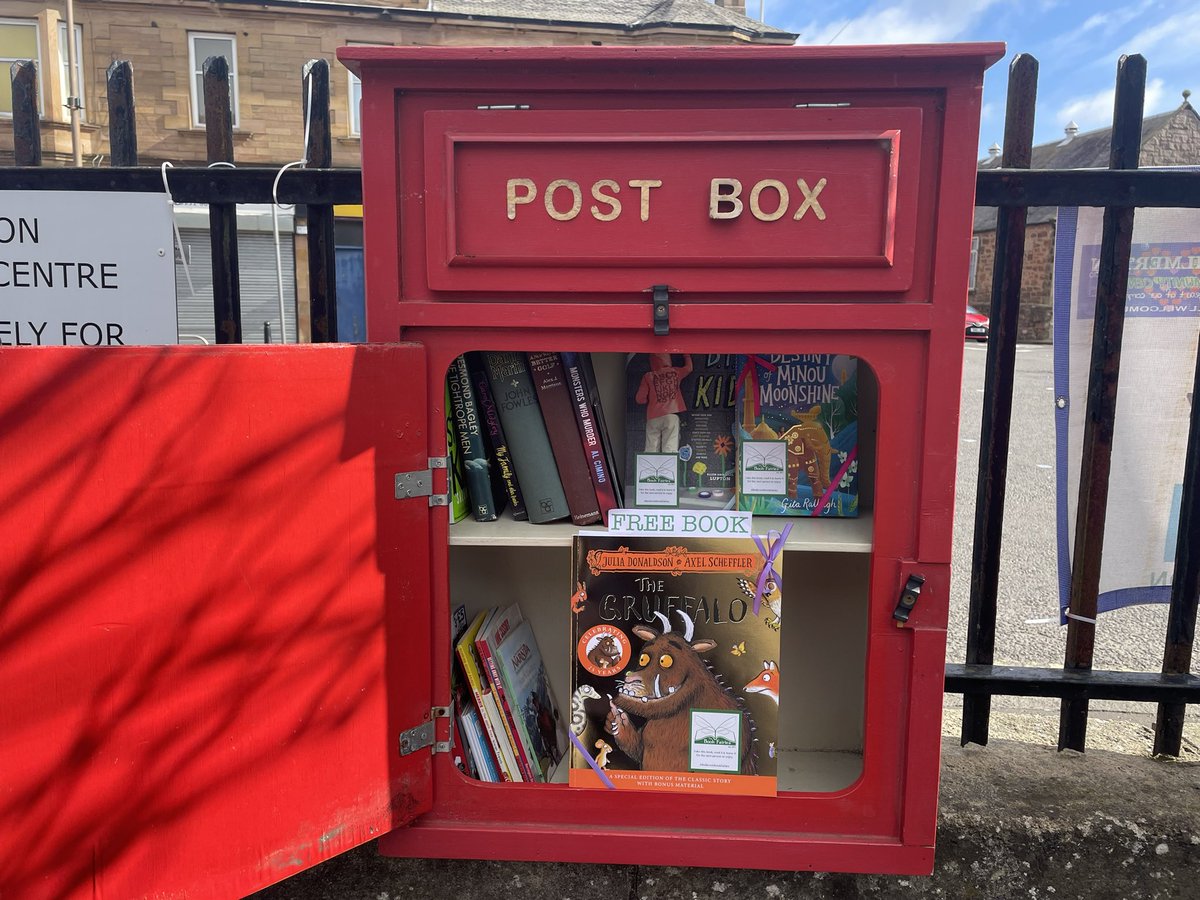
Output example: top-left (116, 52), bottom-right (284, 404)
top-left (763, 0), bottom-right (1197, 158)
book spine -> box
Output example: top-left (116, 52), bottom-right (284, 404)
top-left (480, 691), bottom-right (524, 783)
top-left (448, 355), bottom-right (498, 522)
top-left (466, 352), bottom-right (527, 521)
top-left (477, 640), bottom-right (538, 781)
top-left (579, 353), bottom-right (624, 508)
top-left (482, 351), bottom-right (570, 524)
top-left (455, 638), bottom-right (514, 782)
top-left (459, 706), bottom-right (500, 782)
top-left (562, 352), bottom-right (619, 523)
top-left (526, 351), bottom-right (602, 526)
top-left (444, 380), bottom-right (470, 523)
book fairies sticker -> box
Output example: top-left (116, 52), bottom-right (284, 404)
top-left (634, 453), bottom-right (679, 506)
top-left (569, 532), bottom-right (786, 797)
top-left (739, 440), bottom-right (787, 496)
top-left (690, 709), bottom-right (742, 773)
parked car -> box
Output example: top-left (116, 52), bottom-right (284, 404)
top-left (966, 305), bottom-right (990, 341)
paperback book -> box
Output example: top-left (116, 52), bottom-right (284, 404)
top-left (624, 353), bottom-right (738, 510)
top-left (495, 618), bottom-right (569, 781)
top-left (568, 534), bottom-right (782, 796)
top-left (735, 354), bottom-right (859, 517)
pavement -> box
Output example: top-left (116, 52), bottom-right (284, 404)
top-left (252, 343), bottom-right (1198, 898)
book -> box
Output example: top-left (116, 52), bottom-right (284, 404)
top-left (476, 603), bottom-right (539, 781)
top-left (447, 355), bottom-right (505, 522)
top-left (579, 353), bottom-right (624, 507)
top-left (458, 700), bottom-right (500, 782)
top-left (735, 354), bottom-right (859, 517)
top-left (466, 351), bottom-right (527, 521)
top-left (569, 533), bottom-right (781, 796)
top-left (526, 351), bottom-right (602, 526)
top-left (444, 379), bottom-right (469, 524)
top-left (495, 618), bottom-right (568, 780)
top-left (449, 604), bottom-right (477, 778)
top-left (624, 353), bottom-right (738, 510)
top-left (454, 608), bottom-right (519, 782)
top-left (482, 351), bottom-right (571, 524)
top-left (562, 351), bottom-right (619, 523)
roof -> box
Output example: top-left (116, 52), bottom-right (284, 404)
top-left (974, 101), bottom-right (1200, 230)
top-left (427, 0), bottom-right (794, 36)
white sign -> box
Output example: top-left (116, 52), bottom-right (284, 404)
top-left (603, 509), bottom-right (754, 537)
top-left (0, 190), bottom-right (177, 346)
top-left (1054, 203), bottom-right (1200, 615)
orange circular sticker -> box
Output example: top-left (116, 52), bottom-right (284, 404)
top-left (577, 625), bottom-right (631, 677)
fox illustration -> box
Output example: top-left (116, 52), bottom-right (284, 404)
top-left (742, 660), bottom-right (780, 705)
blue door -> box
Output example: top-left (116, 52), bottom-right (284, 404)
top-left (335, 246), bottom-right (366, 342)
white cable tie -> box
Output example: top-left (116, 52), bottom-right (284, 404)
top-left (160, 161), bottom-right (197, 299)
top-left (1064, 611), bottom-right (1098, 625)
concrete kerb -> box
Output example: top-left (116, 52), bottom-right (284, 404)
top-left (252, 728), bottom-right (1200, 900)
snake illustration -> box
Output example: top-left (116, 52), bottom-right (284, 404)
top-left (571, 684), bottom-right (602, 735)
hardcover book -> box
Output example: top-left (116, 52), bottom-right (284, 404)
top-left (466, 352), bottom-right (527, 521)
top-left (735, 354), bottom-right (859, 517)
top-left (444, 379), bottom-right (469, 524)
top-left (624, 353), bottom-right (738, 510)
top-left (496, 618), bottom-right (569, 781)
top-left (579, 353), bottom-right (624, 507)
top-left (526, 351), bottom-right (602, 526)
top-left (447, 355), bottom-right (505, 522)
top-left (562, 351), bottom-right (619, 523)
top-left (569, 534), bottom-right (782, 796)
top-left (482, 351), bottom-right (571, 524)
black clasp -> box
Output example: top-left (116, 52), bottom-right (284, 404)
top-left (652, 285), bottom-right (670, 336)
top-left (893, 574), bottom-right (925, 626)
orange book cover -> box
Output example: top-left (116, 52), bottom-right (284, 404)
top-left (568, 534), bottom-right (782, 796)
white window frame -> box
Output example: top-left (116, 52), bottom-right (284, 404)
top-left (968, 235), bottom-right (980, 292)
top-left (188, 31), bottom-right (239, 128)
top-left (344, 42), bottom-right (389, 138)
top-left (0, 18), bottom-right (42, 118)
top-left (58, 21), bottom-right (84, 122)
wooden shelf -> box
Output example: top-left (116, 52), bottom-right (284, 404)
top-left (449, 510), bottom-right (873, 553)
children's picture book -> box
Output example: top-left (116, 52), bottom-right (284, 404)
top-left (735, 354), bottom-right (859, 517)
top-left (568, 534), bottom-right (783, 796)
top-left (623, 353), bottom-right (738, 510)
top-left (476, 603), bottom-right (539, 781)
top-left (454, 608), bottom-right (521, 782)
top-left (496, 618), bottom-right (569, 780)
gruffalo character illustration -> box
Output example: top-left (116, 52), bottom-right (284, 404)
top-left (605, 611), bottom-right (754, 774)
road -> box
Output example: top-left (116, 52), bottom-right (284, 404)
top-left (945, 341), bottom-right (1196, 733)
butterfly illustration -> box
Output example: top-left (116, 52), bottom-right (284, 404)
top-left (730, 641), bottom-right (746, 657)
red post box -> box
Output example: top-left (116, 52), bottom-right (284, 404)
top-left (337, 44), bottom-right (1003, 875)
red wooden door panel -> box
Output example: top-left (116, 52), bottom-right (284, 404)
top-left (0, 344), bottom-right (432, 898)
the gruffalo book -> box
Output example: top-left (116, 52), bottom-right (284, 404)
top-left (735, 354), bottom-right (859, 517)
top-left (568, 534), bottom-right (783, 796)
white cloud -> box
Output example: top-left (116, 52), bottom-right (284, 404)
top-left (794, 0), bottom-right (1000, 45)
top-left (1056, 77), bottom-right (1165, 132)
top-left (1119, 10), bottom-right (1200, 58)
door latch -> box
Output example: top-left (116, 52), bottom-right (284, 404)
top-left (651, 284), bottom-right (670, 335)
top-left (893, 574), bottom-right (925, 626)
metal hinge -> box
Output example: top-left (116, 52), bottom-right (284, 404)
top-left (398, 706), bottom-right (452, 756)
top-left (394, 468), bottom-right (449, 506)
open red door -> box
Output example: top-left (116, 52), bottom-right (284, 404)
top-left (0, 344), bottom-right (433, 898)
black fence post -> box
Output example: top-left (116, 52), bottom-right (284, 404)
top-left (961, 54), bottom-right (1038, 747)
top-left (1058, 55), bottom-right (1146, 752)
top-left (107, 61), bottom-right (138, 166)
top-left (204, 55), bottom-right (243, 344)
top-left (10, 60), bottom-right (41, 166)
top-left (304, 59), bottom-right (337, 343)
top-left (1153, 342), bottom-right (1200, 755)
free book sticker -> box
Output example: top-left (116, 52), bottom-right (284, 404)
top-left (635, 453), bottom-right (679, 506)
top-left (690, 709), bottom-right (743, 773)
top-left (739, 440), bottom-right (787, 496)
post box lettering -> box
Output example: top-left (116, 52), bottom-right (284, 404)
top-left (709, 177), bottom-right (828, 222)
top-left (508, 177), bottom-right (662, 222)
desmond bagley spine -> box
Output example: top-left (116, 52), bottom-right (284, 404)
top-left (527, 351), bottom-right (602, 526)
top-left (562, 351), bottom-right (619, 523)
top-left (447, 355), bottom-right (500, 522)
top-left (466, 352), bottom-right (527, 521)
top-left (482, 351), bottom-right (570, 524)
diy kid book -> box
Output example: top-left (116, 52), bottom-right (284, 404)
top-left (734, 354), bottom-right (859, 517)
top-left (624, 353), bottom-right (738, 510)
top-left (568, 534), bottom-right (782, 796)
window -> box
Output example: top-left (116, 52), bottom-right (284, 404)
top-left (968, 235), bottom-right (980, 291)
top-left (58, 22), bottom-right (84, 122)
top-left (189, 32), bottom-right (238, 127)
top-left (344, 43), bottom-right (388, 137)
top-left (0, 19), bottom-right (39, 116)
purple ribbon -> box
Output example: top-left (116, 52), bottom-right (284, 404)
top-left (569, 729), bottom-right (616, 790)
top-left (751, 523), bottom-right (791, 616)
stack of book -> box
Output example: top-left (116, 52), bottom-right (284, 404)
top-left (445, 351), bottom-right (861, 523)
top-left (451, 603), bottom-right (568, 783)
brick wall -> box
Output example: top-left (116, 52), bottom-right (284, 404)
top-left (967, 220), bottom-right (1057, 343)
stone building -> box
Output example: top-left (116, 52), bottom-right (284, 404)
top-left (0, 0), bottom-right (794, 341)
top-left (970, 98), bottom-right (1200, 343)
